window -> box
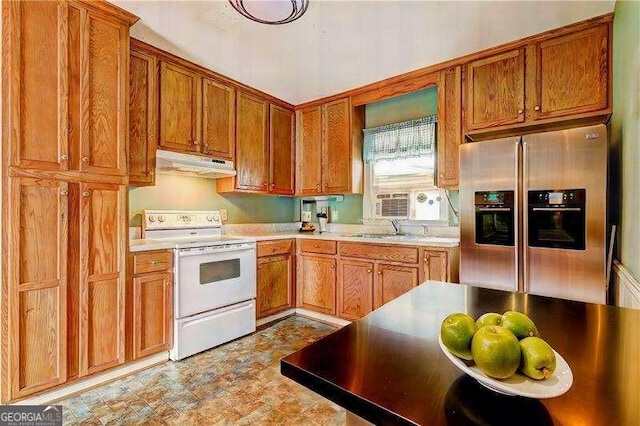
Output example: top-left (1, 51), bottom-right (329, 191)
top-left (362, 116), bottom-right (448, 223)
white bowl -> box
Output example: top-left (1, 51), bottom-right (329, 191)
top-left (438, 334), bottom-right (573, 398)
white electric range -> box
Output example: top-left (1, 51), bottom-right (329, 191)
top-left (142, 210), bottom-right (257, 361)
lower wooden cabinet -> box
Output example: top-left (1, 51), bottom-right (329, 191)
top-left (127, 250), bottom-right (173, 361)
top-left (423, 248), bottom-right (460, 283)
top-left (373, 263), bottom-right (419, 309)
top-left (257, 254), bottom-right (294, 318)
top-left (337, 260), bottom-right (374, 321)
top-left (298, 254), bottom-right (336, 315)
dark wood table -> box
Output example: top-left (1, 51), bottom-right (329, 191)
top-left (281, 281), bottom-right (640, 425)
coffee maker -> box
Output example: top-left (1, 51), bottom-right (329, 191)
top-left (316, 209), bottom-right (328, 233)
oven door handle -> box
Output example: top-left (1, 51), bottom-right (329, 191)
top-left (477, 207), bottom-right (512, 212)
top-left (531, 207), bottom-right (582, 212)
top-left (177, 245), bottom-right (255, 257)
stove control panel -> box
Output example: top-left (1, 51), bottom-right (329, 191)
top-left (143, 210), bottom-right (223, 231)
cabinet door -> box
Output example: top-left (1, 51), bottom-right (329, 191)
top-left (257, 255), bottom-right (293, 318)
top-left (79, 183), bottom-right (125, 376)
top-left (374, 264), bottom-right (419, 309)
top-left (7, 178), bottom-right (68, 399)
top-left (159, 61), bottom-right (200, 153)
top-left (531, 24), bottom-right (609, 120)
top-left (322, 98), bottom-right (351, 193)
top-left (466, 49), bottom-right (525, 130)
top-left (129, 50), bottom-right (157, 186)
top-left (4, 0), bottom-right (69, 171)
top-left (78, 10), bottom-right (128, 176)
top-left (202, 78), bottom-right (235, 160)
top-left (299, 255), bottom-right (336, 315)
top-left (269, 105), bottom-right (295, 195)
top-left (236, 91), bottom-right (269, 191)
top-left (437, 67), bottom-right (462, 189)
top-left (132, 273), bottom-right (172, 359)
top-left (337, 260), bottom-right (374, 321)
top-left (424, 250), bottom-right (449, 282)
top-left (297, 107), bottom-right (323, 194)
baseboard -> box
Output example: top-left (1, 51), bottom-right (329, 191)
top-left (256, 309), bottom-right (296, 327)
top-left (612, 260), bottom-right (640, 309)
top-left (12, 353), bottom-right (168, 406)
top-left (295, 308), bottom-right (351, 328)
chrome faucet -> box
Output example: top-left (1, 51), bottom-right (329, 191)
top-left (388, 219), bottom-right (401, 235)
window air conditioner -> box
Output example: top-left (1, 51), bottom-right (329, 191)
top-left (374, 193), bottom-right (410, 219)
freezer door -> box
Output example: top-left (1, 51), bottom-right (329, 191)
top-left (522, 125), bottom-right (607, 304)
top-left (460, 137), bottom-right (520, 291)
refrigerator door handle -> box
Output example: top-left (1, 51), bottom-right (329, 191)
top-left (477, 207), bottom-right (513, 212)
top-left (521, 139), bottom-right (529, 293)
top-left (514, 138), bottom-right (522, 293)
top-left (531, 207), bottom-right (582, 212)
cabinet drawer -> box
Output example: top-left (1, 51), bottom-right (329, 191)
top-left (299, 239), bottom-right (337, 255)
top-left (339, 242), bottom-right (418, 264)
top-left (257, 239), bottom-right (293, 257)
top-left (132, 250), bottom-right (173, 275)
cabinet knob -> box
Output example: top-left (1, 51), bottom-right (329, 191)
top-left (378, 271), bottom-right (382, 275)
top-left (324, 183), bottom-right (328, 187)
top-left (150, 260), bottom-right (159, 265)
top-left (367, 269), bottom-right (372, 273)
top-left (166, 282), bottom-right (171, 287)
top-left (263, 182), bottom-right (268, 187)
top-left (60, 189), bottom-right (69, 196)
top-left (439, 173), bottom-right (444, 178)
top-left (82, 190), bottom-right (90, 197)
top-left (81, 156), bottom-right (89, 163)
top-left (517, 109), bottom-right (523, 114)
top-left (316, 184), bottom-right (321, 189)
top-left (60, 154), bottom-right (69, 161)
top-left (272, 248), bottom-right (277, 252)
top-left (330, 265), bottom-right (335, 269)
top-left (192, 140), bottom-right (199, 145)
top-left (314, 244), bottom-right (320, 248)
top-left (534, 106), bottom-right (541, 111)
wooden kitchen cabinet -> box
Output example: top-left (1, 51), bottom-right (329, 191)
top-left (6, 178), bottom-right (69, 399)
top-left (234, 91), bottom-right (270, 191)
top-left (159, 61), bottom-right (201, 153)
top-left (298, 254), bottom-right (336, 315)
top-left (373, 263), bottom-right (419, 309)
top-left (269, 105), bottom-right (295, 195)
top-left (422, 247), bottom-right (460, 283)
top-left (129, 49), bottom-right (158, 186)
top-left (437, 66), bottom-right (462, 189)
top-left (466, 49), bottom-right (526, 131)
top-left (257, 255), bottom-right (294, 318)
top-left (337, 259), bottom-right (374, 321)
top-left (127, 250), bottom-right (173, 360)
top-left (296, 98), bottom-right (363, 195)
top-left (202, 77), bottom-right (236, 160)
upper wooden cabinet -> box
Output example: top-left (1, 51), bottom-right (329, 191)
top-left (465, 20), bottom-right (611, 137)
top-left (269, 105), bottom-right (295, 195)
top-left (129, 49), bottom-right (158, 186)
top-left (4, 1), bottom-right (131, 177)
top-left (234, 91), bottom-right (270, 191)
top-left (437, 67), bottom-right (462, 189)
top-left (202, 78), bottom-right (236, 160)
top-left (159, 61), bottom-right (201, 153)
top-left (296, 98), bottom-right (363, 195)
top-left (466, 49), bottom-right (526, 131)
top-left (528, 24), bottom-right (609, 121)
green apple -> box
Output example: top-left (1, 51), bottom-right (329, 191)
top-left (476, 312), bottom-right (502, 328)
top-left (501, 311), bottom-right (540, 340)
top-left (519, 337), bottom-right (556, 380)
top-left (441, 313), bottom-right (478, 360)
top-left (471, 326), bottom-right (521, 379)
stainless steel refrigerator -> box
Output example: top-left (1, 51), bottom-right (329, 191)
top-left (459, 124), bottom-right (607, 304)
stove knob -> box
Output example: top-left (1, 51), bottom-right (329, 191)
top-left (158, 215), bottom-right (166, 223)
top-left (206, 215), bottom-right (214, 222)
top-left (148, 215), bottom-right (156, 223)
top-left (213, 214), bottom-right (220, 222)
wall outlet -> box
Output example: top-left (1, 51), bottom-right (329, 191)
top-left (220, 209), bottom-right (228, 222)
top-left (302, 211), bottom-right (312, 222)
top-left (332, 209), bottom-right (339, 221)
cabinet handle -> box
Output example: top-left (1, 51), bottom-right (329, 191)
top-left (192, 140), bottom-right (199, 145)
top-left (517, 109), bottom-right (523, 114)
top-left (60, 189), bottom-right (69, 196)
top-left (150, 260), bottom-right (159, 265)
top-left (367, 269), bottom-right (372, 273)
top-left (81, 156), bottom-right (89, 163)
top-left (377, 271), bottom-right (382, 275)
top-left (263, 182), bottom-right (268, 187)
top-left (534, 106), bottom-right (541, 111)
top-left (81, 190), bottom-right (90, 197)
top-left (314, 244), bottom-right (320, 248)
top-left (330, 265), bottom-right (335, 269)
top-left (60, 154), bottom-right (69, 161)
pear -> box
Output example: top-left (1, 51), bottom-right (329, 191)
top-left (441, 313), bottom-right (478, 360)
top-left (519, 337), bottom-right (556, 380)
top-left (501, 311), bottom-right (540, 340)
top-left (476, 312), bottom-right (502, 328)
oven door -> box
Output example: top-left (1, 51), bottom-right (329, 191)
top-left (475, 207), bottom-right (515, 246)
top-left (528, 206), bottom-right (585, 250)
top-left (175, 243), bottom-right (257, 318)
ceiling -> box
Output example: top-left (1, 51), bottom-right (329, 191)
top-left (113, 0), bottom-right (616, 105)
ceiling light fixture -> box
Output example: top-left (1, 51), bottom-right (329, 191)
top-left (229, 0), bottom-right (309, 25)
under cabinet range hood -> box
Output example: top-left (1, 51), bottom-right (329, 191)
top-left (155, 149), bottom-right (236, 179)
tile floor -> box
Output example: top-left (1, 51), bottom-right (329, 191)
top-left (58, 316), bottom-right (344, 425)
